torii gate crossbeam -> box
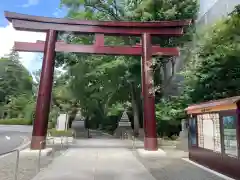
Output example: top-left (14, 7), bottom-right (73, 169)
top-left (4, 11), bottom-right (191, 151)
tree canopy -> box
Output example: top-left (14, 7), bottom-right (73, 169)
top-left (0, 51), bottom-right (33, 103)
top-left (0, 51), bottom-right (34, 119)
top-left (182, 5), bottom-right (240, 103)
top-left (2, 0), bottom-right (239, 139)
top-left (0, 0), bottom-right (202, 137)
top-left (156, 5), bottom-right (240, 135)
top-left (55, 0), bottom-right (198, 133)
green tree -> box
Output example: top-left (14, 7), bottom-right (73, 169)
top-left (0, 51), bottom-right (34, 119)
top-left (182, 5), bottom-right (240, 104)
top-left (0, 51), bottom-right (33, 103)
top-left (58, 0), bottom-right (198, 133)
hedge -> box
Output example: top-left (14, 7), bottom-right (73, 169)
top-left (0, 118), bottom-right (32, 125)
top-left (48, 128), bottom-right (73, 137)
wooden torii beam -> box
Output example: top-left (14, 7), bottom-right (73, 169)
top-left (5, 11), bottom-right (191, 151)
top-left (5, 11), bottom-right (190, 35)
top-left (14, 41), bottom-right (180, 56)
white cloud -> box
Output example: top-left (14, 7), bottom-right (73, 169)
top-left (53, 8), bottom-right (63, 17)
top-left (53, 7), bottom-right (67, 18)
top-left (21, 0), bottom-right (40, 8)
top-left (0, 23), bottom-right (46, 72)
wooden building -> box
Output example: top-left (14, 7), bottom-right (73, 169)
top-left (185, 96), bottom-right (240, 179)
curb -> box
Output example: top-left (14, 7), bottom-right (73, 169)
top-left (0, 136), bottom-right (30, 158)
top-left (182, 158), bottom-right (235, 180)
top-left (101, 132), bottom-right (113, 137)
top-left (17, 136), bottom-right (31, 150)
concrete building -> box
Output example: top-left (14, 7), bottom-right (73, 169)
top-left (164, 0), bottom-right (240, 96)
top-left (197, 0), bottom-right (240, 26)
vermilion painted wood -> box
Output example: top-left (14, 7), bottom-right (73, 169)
top-left (14, 42), bottom-right (44, 52)
top-left (185, 96), bottom-right (240, 113)
top-left (95, 34), bottom-right (104, 46)
top-left (5, 11), bottom-right (190, 151)
top-left (189, 110), bottom-right (240, 179)
top-left (12, 19), bottom-right (184, 36)
top-left (5, 11), bottom-right (191, 27)
top-left (236, 102), bottom-right (240, 159)
top-left (31, 30), bottom-right (57, 150)
top-left (14, 41), bottom-right (180, 56)
top-left (142, 33), bottom-right (158, 151)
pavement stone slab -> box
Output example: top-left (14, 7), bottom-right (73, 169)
top-left (31, 138), bottom-right (228, 180)
top-left (31, 139), bottom-right (156, 180)
top-left (135, 150), bottom-right (226, 180)
top-left (0, 130), bottom-right (227, 180)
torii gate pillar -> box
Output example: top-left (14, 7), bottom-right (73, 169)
top-left (31, 31), bottom-right (158, 150)
top-left (141, 33), bottom-right (158, 150)
top-left (4, 11), bottom-right (191, 151)
top-left (31, 30), bottom-right (57, 149)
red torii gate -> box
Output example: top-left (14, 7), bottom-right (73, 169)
top-left (4, 11), bottom-right (191, 151)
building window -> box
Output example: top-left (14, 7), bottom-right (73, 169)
top-left (212, 113), bottom-right (221, 153)
top-left (197, 113), bottom-right (221, 152)
top-left (197, 115), bottom-right (204, 148)
top-left (223, 116), bottom-right (238, 157)
top-left (189, 118), bottom-right (197, 146)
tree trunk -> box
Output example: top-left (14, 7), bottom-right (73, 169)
top-left (130, 82), bottom-right (140, 136)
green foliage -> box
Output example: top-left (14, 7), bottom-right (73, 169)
top-left (182, 6), bottom-right (240, 104)
top-left (0, 51), bottom-right (33, 103)
top-left (3, 94), bottom-right (35, 119)
top-left (58, 0), bottom-right (198, 133)
top-left (48, 121), bottom-right (54, 129)
top-left (153, 5), bottom-right (240, 138)
top-left (23, 101), bottom-right (36, 124)
top-left (0, 50), bottom-right (34, 119)
top-left (49, 107), bottom-right (59, 126)
top-left (154, 5), bottom-right (240, 137)
top-left (32, 67), bottom-right (76, 127)
top-left (48, 128), bottom-right (73, 137)
top-left (107, 102), bottom-right (124, 116)
top-left (0, 118), bottom-right (32, 125)
top-left (0, 0), bottom-right (198, 139)
top-left (156, 97), bottom-right (186, 122)
top-left (60, 0), bottom-right (198, 21)
top-left (155, 95), bottom-right (188, 137)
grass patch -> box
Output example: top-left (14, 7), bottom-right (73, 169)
top-left (48, 128), bottom-right (73, 137)
top-left (160, 135), bottom-right (179, 141)
top-left (0, 118), bottom-right (31, 125)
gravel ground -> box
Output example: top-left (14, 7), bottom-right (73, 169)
top-left (0, 144), bottom-right (68, 180)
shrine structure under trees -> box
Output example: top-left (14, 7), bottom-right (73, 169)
top-left (4, 11), bottom-right (191, 151)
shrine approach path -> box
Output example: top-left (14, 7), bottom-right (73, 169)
top-left (30, 131), bottom-right (226, 180)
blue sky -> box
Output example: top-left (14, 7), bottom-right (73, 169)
top-left (0, 0), bottom-right (67, 73)
top-left (0, 0), bottom-right (216, 26)
top-left (0, 0), bottom-right (66, 26)
top-left (0, 0), bottom-right (215, 73)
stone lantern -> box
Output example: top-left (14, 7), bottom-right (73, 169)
top-left (71, 110), bottom-right (89, 138)
top-left (114, 110), bottom-right (133, 139)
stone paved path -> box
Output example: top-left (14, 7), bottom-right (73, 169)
top-left (137, 152), bottom-right (225, 180)
top-left (31, 138), bottom-right (226, 180)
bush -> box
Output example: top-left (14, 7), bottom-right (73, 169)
top-left (49, 106), bottom-right (60, 128)
top-left (48, 122), bottom-right (54, 129)
top-left (48, 128), bottom-right (73, 137)
top-left (23, 102), bottom-right (36, 125)
top-left (0, 118), bottom-right (32, 125)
